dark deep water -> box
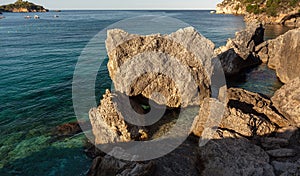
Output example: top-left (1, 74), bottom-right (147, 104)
top-left (0, 10), bottom-right (291, 175)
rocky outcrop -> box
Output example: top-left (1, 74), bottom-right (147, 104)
top-left (88, 26), bottom-right (300, 175)
top-left (106, 27), bottom-right (215, 108)
top-left (256, 28), bottom-right (300, 83)
top-left (0, 0), bottom-right (48, 13)
top-left (216, 0), bottom-right (300, 26)
top-left (271, 77), bottom-right (300, 127)
top-left (215, 22), bottom-right (263, 75)
top-left (216, 0), bottom-right (246, 15)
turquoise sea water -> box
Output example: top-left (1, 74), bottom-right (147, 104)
top-left (0, 10), bottom-right (287, 175)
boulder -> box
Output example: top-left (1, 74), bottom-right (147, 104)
top-left (106, 27), bottom-right (215, 108)
top-left (271, 77), bottom-right (300, 127)
top-left (215, 22), bottom-right (263, 75)
top-left (199, 129), bottom-right (275, 176)
top-left (257, 28), bottom-right (300, 83)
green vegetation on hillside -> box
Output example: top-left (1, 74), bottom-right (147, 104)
top-left (0, 0), bottom-right (48, 12)
top-left (243, 0), bottom-right (300, 16)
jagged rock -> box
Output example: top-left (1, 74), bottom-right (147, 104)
top-left (266, 148), bottom-right (297, 158)
top-left (271, 77), bottom-right (300, 127)
top-left (215, 23), bottom-right (263, 75)
top-left (106, 27), bottom-right (215, 108)
top-left (220, 107), bottom-right (276, 137)
top-left (199, 129), bottom-right (275, 176)
top-left (227, 88), bottom-right (290, 127)
top-left (258, 28), bottom-right (300, 83)
top-left (89, 90), bottom-right (147, 145)
top-left (218, 88), bottom-right (283, 137)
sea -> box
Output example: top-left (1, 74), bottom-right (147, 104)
top-left (0, 10), bottom-right (292, 175)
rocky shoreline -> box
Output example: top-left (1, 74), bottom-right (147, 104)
top-left (84, 20), bottom-right (300, 175)
top-left (216, 0), bottom-right (300, 27)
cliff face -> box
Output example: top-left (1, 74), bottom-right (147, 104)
top-left (216, 0), bottom-right (300, 26)
top-left (216, 0), bottom-right (247, 15)
top-left (0, 0), bottom-right (48, 13)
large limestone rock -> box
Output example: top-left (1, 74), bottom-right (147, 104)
top-left (257, 28), bottom-right (300, 83)
top-left (271, 77), bottom-right (300, 127)
top-left (106, 27), bottom-right (215, 108)
top-left (215, 22), bottom-right (263, 75)
top-left (199, 129), bottom-right (275, 176)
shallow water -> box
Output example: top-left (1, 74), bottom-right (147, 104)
top-left (0, 10), bottom-right (286, 175)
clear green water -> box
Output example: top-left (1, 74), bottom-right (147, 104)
top-left (0, 10), bottom-right (285, 175)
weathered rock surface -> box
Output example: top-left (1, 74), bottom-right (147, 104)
top-left (227, 88), bottom-right (290, 127)
top-left (271, 160), bottom-right (300, 175)
top-left (256, 28), bottom-right (300, 83)
top-left (215, 22), bottom-right (263, 75)
top-left (89, 90), bottom-right (147, 145)
top-left (271, 77), bottom-right (300, 127)
top-left (106, 27), bottom-right (215, 108)
top-left (199, 129), bottom-right (275, 176)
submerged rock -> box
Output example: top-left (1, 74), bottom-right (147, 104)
top-left (271, 77), bottom-right (300, 127)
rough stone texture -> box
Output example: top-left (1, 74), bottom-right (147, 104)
top-left (271, 77), bottom-right (300, 127)
top-left (89, 90), bottom-right (147, 145)
top-left (88, 148), bottom-right (155, 176)
top-left (214, 22), bottom-right (263, 75)
top-left (191, 98), bottom-right (225, 137)
top-left (199, 129), bottom-right (275, 176)
top-left (106, 27), bottom-right (215, 108)
top-left (271, 160), bottom-right (300, 175)
top-left (227, 88), bottom-right (290, 127)
top-left (220, 107), bottom-right (276, 137)
top-left (259, 28), bottom-right (300, 83)
top-left (88, 136), bottom-right (201, 176)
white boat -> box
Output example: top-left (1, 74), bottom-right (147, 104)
top-left (34, 15), bottom-right (40, 19)
top-left (24, 15), bottom-right (31, 19)
top-left (53, 15), bottom-right (59, 18)
top-left (210, 10), bottom-right (216, 14)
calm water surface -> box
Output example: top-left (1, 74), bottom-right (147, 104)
top-left (0, 10), bottom-right (289, 175)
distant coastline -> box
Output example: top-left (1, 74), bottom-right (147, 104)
top-left (0, 0), bottom-right (48, 13)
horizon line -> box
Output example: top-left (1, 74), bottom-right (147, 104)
top-left (49, 8), bottom-right (216, 11)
